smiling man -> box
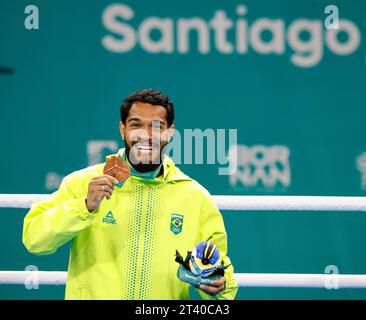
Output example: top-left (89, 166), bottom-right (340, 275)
top-left (22, 89), bottom-right (238, 300)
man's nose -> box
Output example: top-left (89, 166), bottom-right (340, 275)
top-left (132, 122), bottom-right (161, 142)
top-left (135, 126), bottom-right (154, 141)
top-left (145, 123), bottom-right (161, 137)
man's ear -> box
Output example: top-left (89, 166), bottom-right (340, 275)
top-left (167, 124), bottom-right (175, 142)
top-left (119, 121), bottom-right (125, 141)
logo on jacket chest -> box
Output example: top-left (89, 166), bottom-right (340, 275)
top-left (170, 213), bottom-right (183, 235)
top-left (103, 211), bottom-right (117, 225)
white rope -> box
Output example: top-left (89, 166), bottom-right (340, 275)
top-left (1, 271), bottom-right (366, 288)
top-left (214, 196), bottom-right (366, 211)
top-left (234, 273), bottom-right (366, 288)
top-left (1, 194), bottom-right (366, 211)
top-left (0, 194), bottom-right (49, 209)
top-left (0, 271), bottom-right (67, 285)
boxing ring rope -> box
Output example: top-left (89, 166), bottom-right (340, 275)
top-left (1, 194), bottom-right (366, 211)
top-left (1, 271), bottom-right (366, 288)
top-left (1, 194), bottom-right (366, 288)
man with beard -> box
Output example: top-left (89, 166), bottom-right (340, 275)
top-left (22, 89), bottom-right (238, 300)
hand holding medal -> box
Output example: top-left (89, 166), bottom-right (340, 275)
top-left (85, 155), bottom-right (130, 212)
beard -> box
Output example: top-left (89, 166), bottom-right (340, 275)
top-left (124, 139), bottom-right (167, 173)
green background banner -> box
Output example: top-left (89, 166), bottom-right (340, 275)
top-left (1, 0), bottom-right (366, 299)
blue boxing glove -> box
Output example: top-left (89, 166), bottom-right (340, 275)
top-left (175, 250), bottom-right (228, 288)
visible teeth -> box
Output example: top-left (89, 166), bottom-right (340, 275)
top-left (137, 145), bottom-right (153, 150)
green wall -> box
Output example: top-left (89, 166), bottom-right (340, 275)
top-left (1, 0), bottom-right (366, 299)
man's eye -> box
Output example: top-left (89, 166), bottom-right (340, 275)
top-left (152, 123), bottom-right (165, 130)
top-left (130, 123), bottom-right (140, 128)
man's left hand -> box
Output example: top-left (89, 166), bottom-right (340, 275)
top-left (199, 276), bottom-right (226, 296)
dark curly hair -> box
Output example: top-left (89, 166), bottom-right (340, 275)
top-left (120, 89), bottom-right (175, 127)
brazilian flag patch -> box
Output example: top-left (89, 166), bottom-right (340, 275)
top-left (170, 213), bottom-right (183, 235)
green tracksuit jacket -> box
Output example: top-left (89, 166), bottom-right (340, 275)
top-left (22, 148), bottom-right (238, 300)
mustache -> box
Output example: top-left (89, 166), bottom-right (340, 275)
top-left (125, 139), bottom-right (169, 150)
top-left (130, 139), bottom-right (166, 148)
